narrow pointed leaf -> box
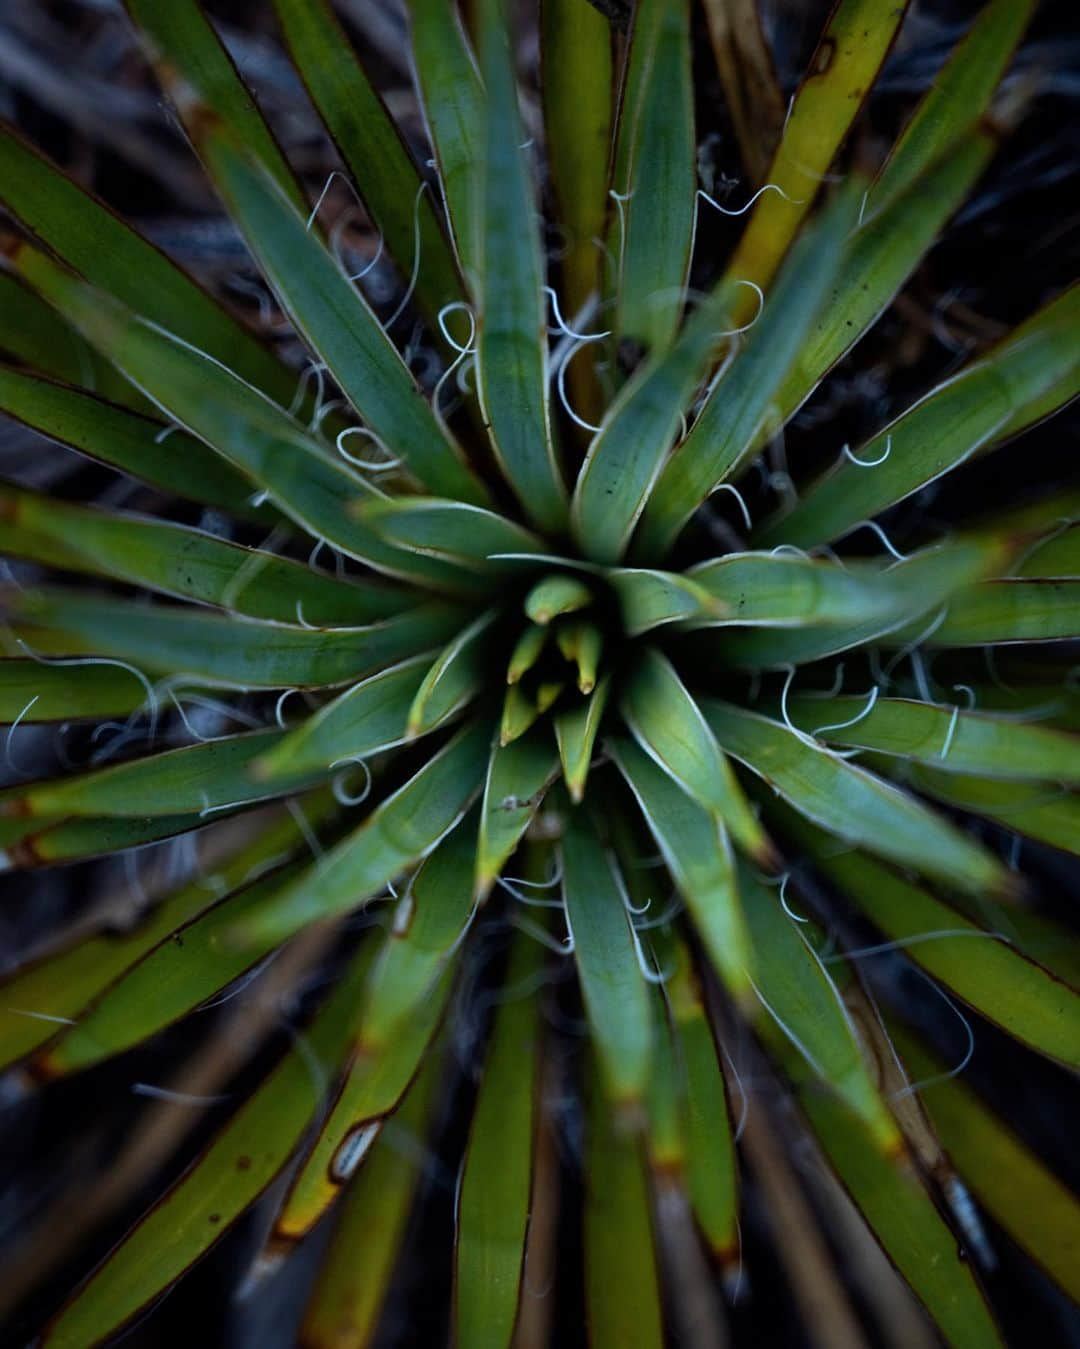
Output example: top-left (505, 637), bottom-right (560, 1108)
top-left (124, 0), bottom-right (305, 210)
top-left (894, 765), bottom-right (1080, 857)
top-left (42, 859), bottom-right (310, 1074)
top-left (765, 286), bottom-right (1080, 549)
top-left (890, 1024), bottom-right (1080, 1303)
top-left (620, 649), bottom-right (769, 862)
top-left (192, 122), bottom-right (486, 505)
top-left (866, 0), bottom-right (1035, 215)
top-left (271, 0), bottom-right (463, 324)
top-left (803, 842), bottom-right (1080, 1067)
top-left (739, 862), bottom-right (899, 1148)
top-left (541, 0), bottom-right (613, 322)
top-left (0, 803), bottom-right (329, 1068)
top-left (975, 489), bottom-right (1080, 539)
top-left (407, 0), bottom-right (484, 273)
top-left (583, 1071), bottom-right (664, 1349)
top-left (561, 809), bottom-right (652, 1107)
top-left (631, 938), bottom-right (682, 1170)
top-left (608, 736), bottom-right (751, 1002)
top-left (500, 684), bottom-right (541, 746)
top-left (636, 184), bottom-right (861, 559)
top-left (276, 966), bottom-right (455, 1239)
top-left (1016, 524), bottom-right (1080, 578)
top-left (717, 535), bottom-right (1010, 667)
top-left (555, 678), bottom-right (610, 804)
top-left (962, 681), bottom-right (1080, 734)
top-left (668, 941), bottom-right (738, 1261)
top-left (524, 573), bottom-right (592, 625)
top-left (701, 700), bottom-right (1011, 897)
top-left (787, 693), bottom-right (1080, 781)
top-left (0, 365), bottom-right (271, 522)
top-left (0, 484), bottom-right (403, 625)
top-left (456, 930), bottom-right (542, 1349)
top-left (0, 274), bottom-right (139, 409)
top-left (607, 0), bottom-right (695, 352)
top-left (914, 579), bottom-right (1080, 646)
top-left (1, 812), bottom-right (204, 871)
top-left (408, 609), bottom-right (497, 737)
top-left (17, 257), bottom-right (477, 591)
top-left (722, 0), bottom-right (909, 298)
top-left (473, 0), bottom-right (567, 532)
top-left (769, 132), bottom-right (997, 433)
top-left (557, 621), bottom-right (602, 694)
top-left (254, 655), bottom-right (428, 784)
top-left (360, 816), bottom-right (477, 1053)
top-left (41, 948), bottom-right (370, 1349)
top-left (7, 589), bottom-right (464, 690)
top-left (943, 896), bottom-right (1080, 989)
top-left (11, 729), bottom-right (316, 820)
top-left (572, 289), bottom-right (731, 562)
top-left (607, 567), bottom-right (720, 636)
top-left (507, 624), bottom-right (548, 684)
top-left (0, 658), bottom-right (144, 723)
top-left (476, 729), bottom-right (558, 894)
top-left (763, 1022), bottom-right (1004, 1349)
top-left (0, 130), bottom-right (301, 409)
top-left (642, 974), bottom-right (683, 1171)
top-left (993, 286), bottom-right (1080, 439)
top-left (299, 1047), bottom-right (442, 1349)
top-left (690, 537), bottom-right (1008, 632)
top-left (535, 682), bottom-right (564, 715)
top-left (233, 719), bottom-right (491, 948)
top-left (357, 499), bottom-right (544, 572)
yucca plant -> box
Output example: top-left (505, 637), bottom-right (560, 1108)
top-left (0, 0), bottom-right (1077, 1344)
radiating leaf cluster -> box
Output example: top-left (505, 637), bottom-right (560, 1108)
top-left (0, 0), bottom-right (1076, 1345)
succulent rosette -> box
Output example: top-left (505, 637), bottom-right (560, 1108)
top-left (0, 0), bottom-right (1077, 1345)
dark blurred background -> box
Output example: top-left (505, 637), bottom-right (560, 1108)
top-left (0, 1), bottom-right (1078, 1345)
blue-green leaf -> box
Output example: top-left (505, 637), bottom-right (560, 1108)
top-left (472, 0), bottom-right (568, 532)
